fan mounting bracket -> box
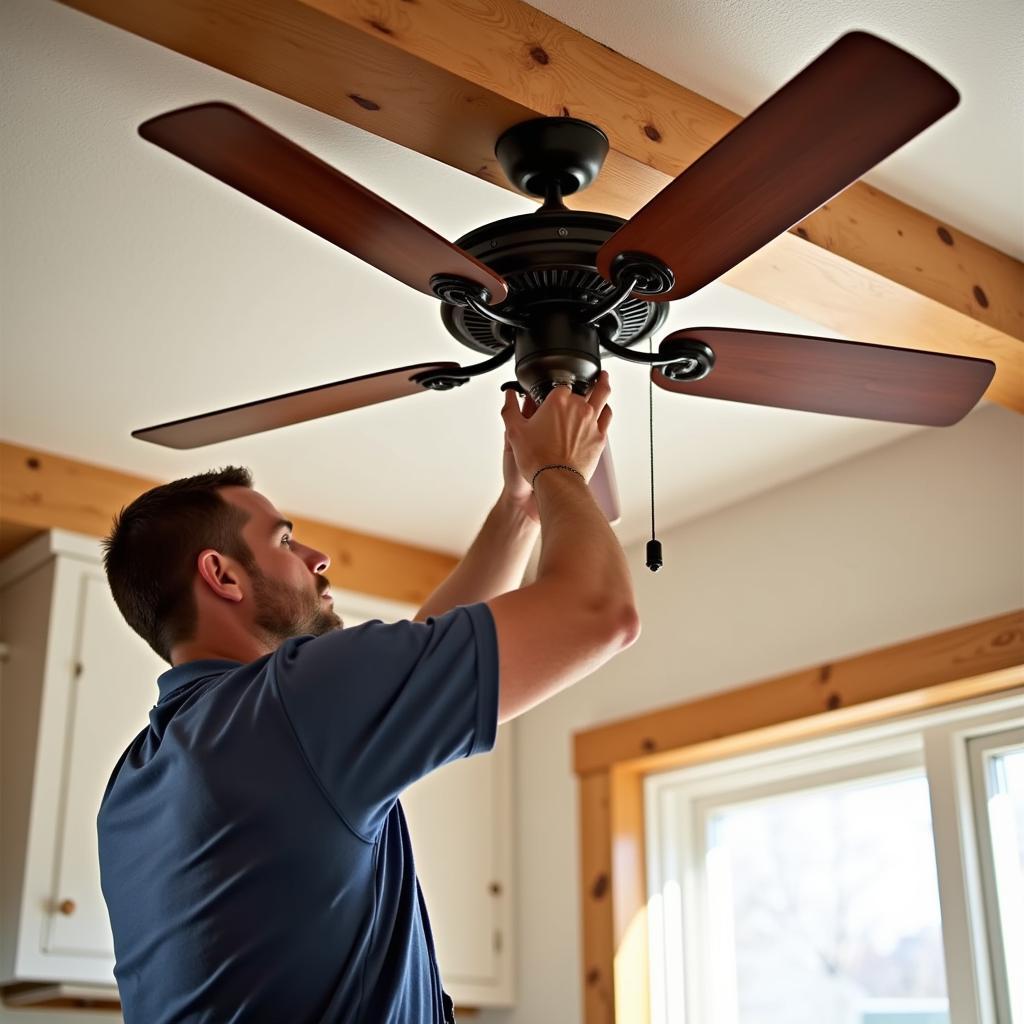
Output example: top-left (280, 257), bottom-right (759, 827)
top-left (656, 338), bottom-right (717, 382)
top-left (430, 274), bottom-right (494, 308)
top-left (431, 274), bottom-right (527, 330)
top-left (411, 345), bottom-right (515, 390)
top-left (495, 117), bottom-right (610, 200)
top-left (608, 252), bottom-right (675, 298)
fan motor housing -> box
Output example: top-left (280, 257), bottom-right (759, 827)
top-left (440, 209), bottom-right (668, 363)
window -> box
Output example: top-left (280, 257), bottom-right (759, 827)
top-left (646, 692), bottom-right (1024, 1024)
top-left (969, 728), bottom-right (1024, 1024)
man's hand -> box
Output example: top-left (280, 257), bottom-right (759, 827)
top-left (501, 393), bottom-right (540, 522)
top-left (502, 373), bottom-right (611, 486)
top-left (412, 389), bottom-right (543, 620)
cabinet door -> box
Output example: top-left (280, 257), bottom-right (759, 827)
top-left (43, 568), bottom-right (164, 963)
top-left (401, 727), bottom-right (514, 1006)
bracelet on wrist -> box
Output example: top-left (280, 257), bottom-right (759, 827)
top-left (531, 463), bottom-right (585, 489)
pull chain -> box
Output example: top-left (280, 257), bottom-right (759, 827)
top-left (645, 333), bottom-right (663, 572)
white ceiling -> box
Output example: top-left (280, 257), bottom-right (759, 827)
top-left (534, 0), bottom-right (1024, 261)
top-left (1, 0), bottom-right (1019, 554)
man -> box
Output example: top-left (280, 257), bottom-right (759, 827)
top-left (98, 372), bottom-right (639, 1023)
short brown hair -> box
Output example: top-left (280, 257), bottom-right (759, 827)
top-left (102, 466), bottom-right (256, 664)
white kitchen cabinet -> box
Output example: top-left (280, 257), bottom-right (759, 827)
top-left (0, 529), bottom-right (160, 991)
top-left (0, 530), bottom-right (515, 1009)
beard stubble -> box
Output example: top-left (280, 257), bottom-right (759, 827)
top-left (248, 564), bottom-right (343, 648)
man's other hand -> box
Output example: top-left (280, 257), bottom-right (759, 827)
top-left (501, 392), bottom-right (540, 522)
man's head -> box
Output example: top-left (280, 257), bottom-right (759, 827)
top-left (103, 466), bottom-right (342, 665)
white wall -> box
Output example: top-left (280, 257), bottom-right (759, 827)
top-left (480, 402), bottom-right (1023, 1024)
top-left (5, 404), bottom-right (1020, 1024)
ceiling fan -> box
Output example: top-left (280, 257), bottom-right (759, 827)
top-left (131, 30), bottom-right (995, 524)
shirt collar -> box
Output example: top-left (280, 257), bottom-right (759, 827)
top-left (157, 657), bottom-right (243, 701)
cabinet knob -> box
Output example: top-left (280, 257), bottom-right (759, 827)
top-left (57, 899), bottom-right (76, 916)
top-left (488, 881), bottom-right (502, 896)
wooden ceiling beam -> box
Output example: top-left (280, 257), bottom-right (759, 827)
top-left (59, 0), bottom-right (1024, 412)
top-left (0, 441), bottom-right (457, 605)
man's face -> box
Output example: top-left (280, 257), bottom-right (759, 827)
top-left (221, 487), bottom-right (343, 645)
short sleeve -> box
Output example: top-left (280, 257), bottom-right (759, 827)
top-left (272, 603), bottom-right (499, 840)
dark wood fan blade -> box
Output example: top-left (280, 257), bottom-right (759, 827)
top-left (590, 446), bottom-right (622, 524)
top-left (139, 103), bottom-right (507, 302)
top-left (133, 362), bottom-right (461, 449)
top-left (598, 32), bottom-right (958, 301)
top-left (653, 328), bottom-right (994, 425)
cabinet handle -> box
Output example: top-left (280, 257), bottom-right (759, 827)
top-left (57, 899), bottom-right (76, 916)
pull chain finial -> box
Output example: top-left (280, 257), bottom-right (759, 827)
top-left (645, 333), bottom-right (663, 572)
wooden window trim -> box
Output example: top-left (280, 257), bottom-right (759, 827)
top-left (574, 608), bottom-right (1024, 1024)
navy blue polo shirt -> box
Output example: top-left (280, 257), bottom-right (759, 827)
top-left (97, 603), bottom-right (499, 1024)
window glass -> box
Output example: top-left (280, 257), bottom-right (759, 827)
top-left (705, 773), bottom-right (948, 1024)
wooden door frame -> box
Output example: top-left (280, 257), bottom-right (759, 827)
top-left (573, 609), bottom-right (1024, 1024)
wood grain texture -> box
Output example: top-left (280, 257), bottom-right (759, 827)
top-left (0, 521), bottom-right (40, 561)
top-left (609, 766), bottom-right (649, 1024)
top-left (0, 988), bottom-right (122, 1010)
top-left (0, 441), bottom-right (457, 605)
top-left (598, 32), bottom-right (959, 301)
top-left (139, 103), bottom-right (507, 301)
top-left (722, 228), bottom-right (1024, 413)
top-left (55, 0), bottom-right (1024, 414)
top-left (574, 609), bottom-right (1024, 775)
top-left (132, 360), bottom-right (463, 448)
top-left (655, 327), bottom-right (995, 426)
top-left (579, 771), bottom-right (615, 1024)
top-left (609, 665), bottom-right (1024, 784)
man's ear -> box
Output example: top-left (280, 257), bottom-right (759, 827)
top-left (195, 549), bottom-right (245, 603)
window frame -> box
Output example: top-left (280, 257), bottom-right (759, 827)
top-left (966, 723), bottom-right (1024, 1024)
top-left (573, 610), bottom-right (1024, 1024)
top-left (925, 705), bottom-right (1024, 1024)
top-left (646, 735), bottom-right (927, 1023)
top-left (644, 691), bottom-right (1024, 1024)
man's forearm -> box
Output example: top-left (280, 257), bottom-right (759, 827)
top-left (413, 492), bottom-right (540, 621)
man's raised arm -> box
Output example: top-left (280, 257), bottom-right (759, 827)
top-left (412, 400), bottom-right (542, 622)
top-left (487, 373), bottom-right (640, 723)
